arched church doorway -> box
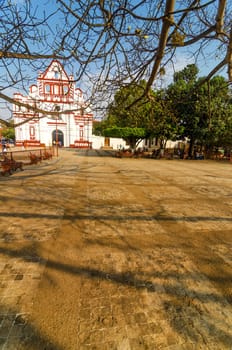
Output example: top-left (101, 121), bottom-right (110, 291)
top-left (52, 129), bottom-right (64, 146)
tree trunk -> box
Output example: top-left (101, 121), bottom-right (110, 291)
top-left (188, 138), bottom-right (194, 158)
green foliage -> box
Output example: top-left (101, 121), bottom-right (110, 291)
top-left (1, 127), bottom-right (15, 140)
top-left (92, 120), bottom-right (107, 136)
top-left (146, 89), bottom-right (183, 142)
top-left (104, 126), bottom-right (146, 138)
top-left (108, 80), bottom-right (150, 128)
top-left (104, 126), bottom-right (146, 149)
top-left (173, 64), bottom-right (199, 83)
top-left (103, 81), bottom-right (152, 148)
top-left (167, 65), bottom-right (232, 155)
top-left (104, 80), bottom-right (183, 148)
top-left (102, 64), bottom-right (232, 153)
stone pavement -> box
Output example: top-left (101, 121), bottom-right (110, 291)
top-left (0, 149), bottom-right (232, 349)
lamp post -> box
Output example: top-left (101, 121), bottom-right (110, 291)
top-left (56, 116), bottom-right (58, 157)
top-left (54, 105), bottom-right (60, 157)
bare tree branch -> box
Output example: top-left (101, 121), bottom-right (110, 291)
top-left (146, 0), bottom-right (176, 93)
top-left (227, 25), bottom-right (232, 81)
top-left (0, 0), bottom-right (231, 126)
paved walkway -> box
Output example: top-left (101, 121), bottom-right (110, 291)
top-left (0, 149), bottom-right (232, 349)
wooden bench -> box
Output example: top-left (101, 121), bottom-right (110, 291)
top-left (0, 162), bottom-right (12, 176)
top-left (29, 152), bottom-right (42, 164)
top-left (0, 156), bottom-right (23, 176)
top-left (115, 150), bottom-right (133, 158)
top-left (42, 150), bottom-right (53, 160)
top-left (133, 150), bottom-right (146, 158)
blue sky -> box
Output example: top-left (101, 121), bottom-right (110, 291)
top-left (0, 0), bottom-right (229, 120)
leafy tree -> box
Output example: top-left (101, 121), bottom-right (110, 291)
top-left (107, 81), bottom-right (150, 128)
top-left (103, 64), bottom-right (232, 153)
top-left (105, 78), bottom-right (189, 149)
top-left (218, 106), bottom-right (232, 152)
top-left (92, 120), bottom-right (108, 136)
top-left (167, 65), bottom-right (232, 156)
top-left (195, 76), bottom-right (232, 155)
top-left (103, 126), bottom-right (146, 149)
top-left (1, 127), bottom-right (15, 140)
top-left (174, 64), bottom-right (199, 83)
top-left (146, 90), bottom-right (184, 148)
top-left (103, 81), bottom-right (151, 148)
top-left (166, 64), bottom-right (200, 156)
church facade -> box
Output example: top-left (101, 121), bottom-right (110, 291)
top-left (13, 60), bottom-right (93, 148)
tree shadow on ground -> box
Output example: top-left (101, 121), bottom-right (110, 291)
top-left (0, 210), bottom-right (232, 222)
top-left (0, 304), bottom-right (64, 350)
top-left (0, 244), bottom-right (232, 348)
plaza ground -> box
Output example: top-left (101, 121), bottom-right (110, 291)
top-left (0, 149), bottom-right (232, 349)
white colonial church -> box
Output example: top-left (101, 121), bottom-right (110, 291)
top-left (13, 60), bottom-right (93, 148)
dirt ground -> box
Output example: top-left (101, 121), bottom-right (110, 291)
top-left (0, 148), bottom-right (232, 350)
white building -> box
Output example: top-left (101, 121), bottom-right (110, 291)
top-left (13, 60), bottom-right (93, 148)
top-left (13, 60), bottom-right (176, 151)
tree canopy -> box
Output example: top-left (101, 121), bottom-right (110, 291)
top-left (165, 65), bottom-right (232, 155)
top-left (0, 127), bottom-right (15, 141)
top-left (103, 81), bottom-right (151, 148)
top-left (0, 0), bottom-right (231, 126)
top-left (100, 63), bottom-right (232, 153)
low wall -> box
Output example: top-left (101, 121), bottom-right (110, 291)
top-left (90, 136), bottom-right (128, 150)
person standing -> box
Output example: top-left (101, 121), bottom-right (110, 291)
top-left (2, 144), bottom-right (7, 154)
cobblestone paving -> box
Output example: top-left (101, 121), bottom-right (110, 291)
top-left (0, 150), bottom-right (232, 349)
top-left (0, 256), bottom-right (46, 349)
top-left (76, 248), bottom-right (232, 349)
top-left (74, 153), bottom-right (232, 349)
top-left (0, 161), bottom-right (62, 349)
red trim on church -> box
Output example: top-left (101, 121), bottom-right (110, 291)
top-left (13, 60), bottom-right (93, 148)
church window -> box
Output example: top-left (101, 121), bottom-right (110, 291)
top-left (63, 85), bottom-right (69, 95)
top-left (79, 126), bottom-right (84, 140)
top-left (54, 85), bottom-right (59, 95)
top-left (29, 126), bottom-right (35, 140)
top-left (45, 84), bottom-right (50, 93)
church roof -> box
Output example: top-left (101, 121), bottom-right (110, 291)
top-left (38, 60), bottom-right (70, 81)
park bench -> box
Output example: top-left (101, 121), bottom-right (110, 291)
top-left (42, 150), bottom-right (53, 160)
top-left (115, 150), bottom-right (134, 158)
top-left (150, 149), bottom-right (161, 159)
top-left (133, 149), bottom-right (145, 158)
top-left (0, 156), bottom-right (23, 176)
top-left (115, 149), bottom-right (152, 158)
top-left (29, 152), bottom-right (42, 164)
top-left (0, 161), bottom-right (12, 176)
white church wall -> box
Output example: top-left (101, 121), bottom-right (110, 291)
top-left (90, 136), bottom-right (128, 150)
top-left (165, 140), bottom-right (180, 148)
top-left (13, 60), bottom-right (94, 148)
